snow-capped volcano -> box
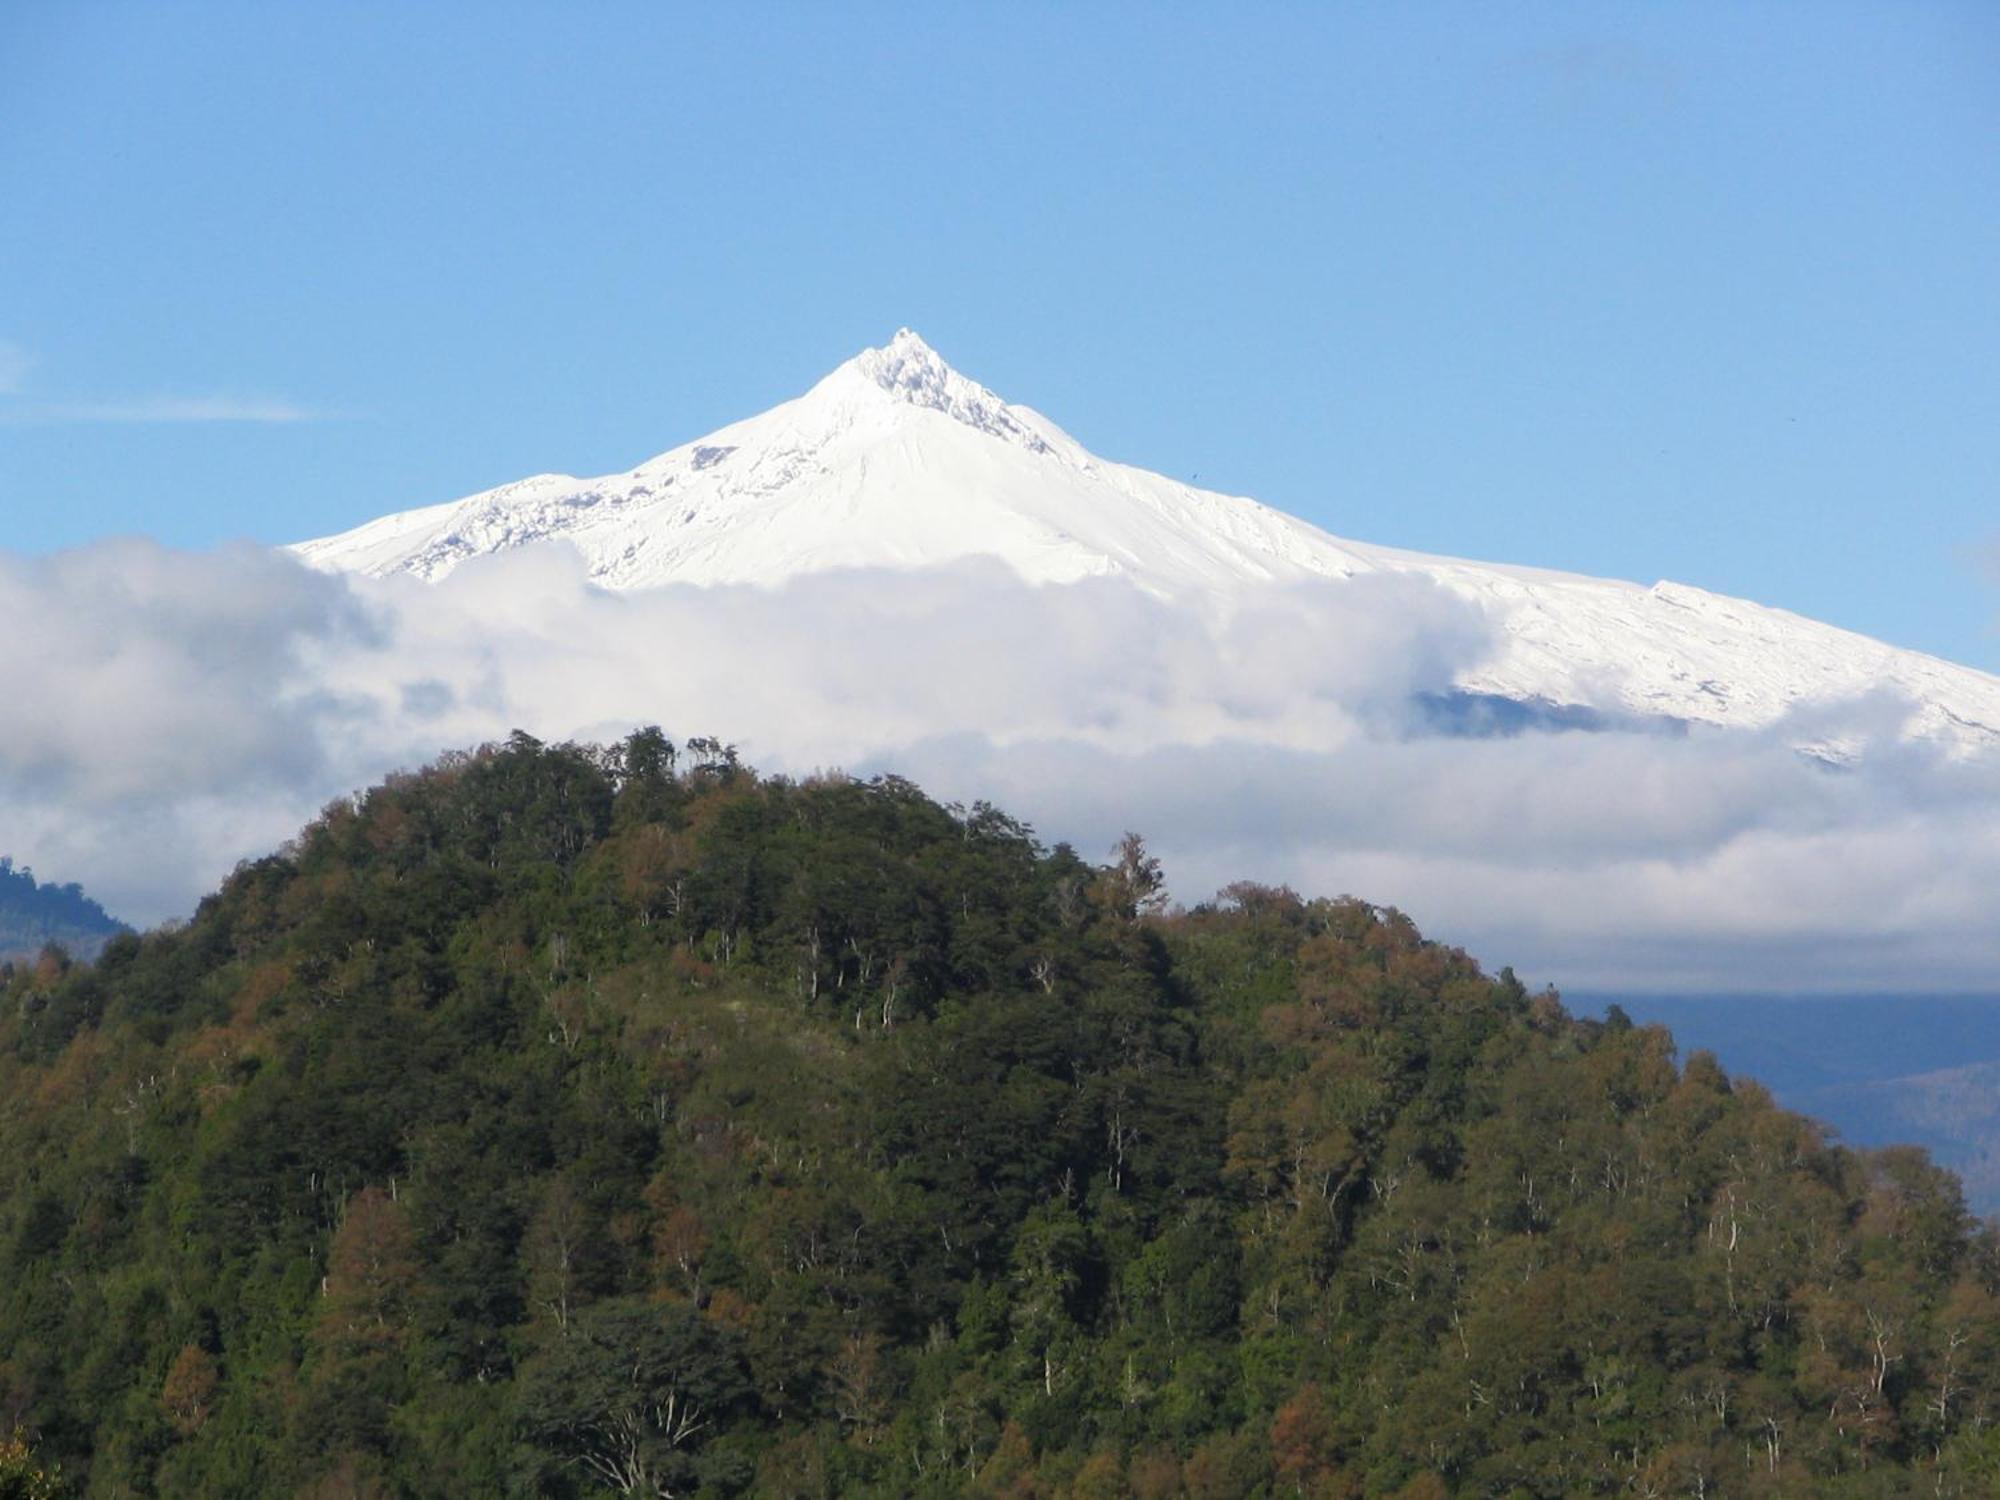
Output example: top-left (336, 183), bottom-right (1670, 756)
top-left (296, 330), bottom-right (2000, 750)
top-left (293, 329), bottom-right (1361, 595)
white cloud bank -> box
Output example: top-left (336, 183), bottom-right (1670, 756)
top-left (5, 538), bottom-right (2000, 994)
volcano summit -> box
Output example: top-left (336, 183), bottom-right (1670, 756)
top-left (297, 330), bottom-right (2000, 752)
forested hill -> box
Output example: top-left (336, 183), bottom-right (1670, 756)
top-left (2, 734), bottom-right (1997, 1499)
top-left (0, 857), bottom-right (125, 964)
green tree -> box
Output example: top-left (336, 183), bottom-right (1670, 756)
top-left (518, 1299), bottom-right (750, 1494)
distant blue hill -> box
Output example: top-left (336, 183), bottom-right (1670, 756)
top-left (1584, 992), bottom-right (2000, 1218)
top-left (0, 857), bottom-right (128, 964)
top-left (1409, 689), bottom-right (1688, 739)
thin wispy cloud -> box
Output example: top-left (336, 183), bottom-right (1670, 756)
top-left (0, 340), bottom-right (32, 396)
top-left (5, 395), bottom-right (323, 424)
top-left (1976, 537), bottom-right (2000, 648)
top-left (0, 342), bottom-right (324, 423)
top-left (1978, 536), bottom-right (2000, 585)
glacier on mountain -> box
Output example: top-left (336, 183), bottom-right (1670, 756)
top-left (295, 329), bottom-right (2000, 754)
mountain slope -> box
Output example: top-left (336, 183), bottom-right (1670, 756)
top-left (296, 331), bottom-right (2000, 751)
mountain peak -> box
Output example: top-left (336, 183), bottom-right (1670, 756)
top-left (844, 328), bottom-right (976, 407)
top-left (835, 330), bottom-right (1062, 455)
top-left (856, 327), bottom-right (948, 390)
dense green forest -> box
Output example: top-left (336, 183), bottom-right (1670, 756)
top-left (0, 857), bottom-right (124, 964)
top-left (2, 731), bottom-right (1996, 1498)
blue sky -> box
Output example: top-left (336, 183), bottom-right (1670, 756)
top-left (3, 1), bottom-right (1996, 668)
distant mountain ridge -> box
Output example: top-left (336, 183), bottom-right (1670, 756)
top-left (296, 329), bottom-right (2000, 754)
top-left (0, 856), bottom-right (127, 963)
top-left (1597, 992), bottom-right (2000, 1219)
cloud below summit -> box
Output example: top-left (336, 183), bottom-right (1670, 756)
top-left (5, 537), bottom-right (2000, 992)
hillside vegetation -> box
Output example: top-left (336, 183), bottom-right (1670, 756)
top-left (1, 732), bottom-right (1996, 1498)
